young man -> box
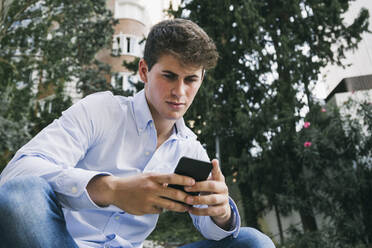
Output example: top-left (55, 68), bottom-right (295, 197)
top-left (0, 19), bottom-right (275, 248)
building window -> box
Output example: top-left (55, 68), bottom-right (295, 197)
top-left (111, 72), bottom-right (138, 92)
top-left (126, 37), bottom-right (131, 53)
top-left (112, 33), bottom-right (144, 57)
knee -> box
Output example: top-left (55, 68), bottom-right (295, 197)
top-left (0, 176), bottom-right (52, 214)
top-left (235, 227), bottom-right (276, 248)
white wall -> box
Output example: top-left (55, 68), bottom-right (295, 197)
top-left (260, 210), bottom-right (302, 243)
top-left (315, 0), bottom-right (372, 99)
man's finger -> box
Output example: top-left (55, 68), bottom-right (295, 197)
top-left (151, 205), bottom-right (164, 214)
top-left (185, 180), bottom-right (227, 194)
top-left (211, 159), bottom-right (224, 182)
top-left (188, 205), bottom-right (226, 217)
top-left (153, 196), bottom-right (190, 213)
top-left (150, 173), bottom-right (195, 186)
top-left (185, 193), bottom-right (227, 206)
top-left (159, 185), bottom-right (190, 204)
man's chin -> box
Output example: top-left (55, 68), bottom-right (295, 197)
top-left (165, 112), bottom-right (185, 121)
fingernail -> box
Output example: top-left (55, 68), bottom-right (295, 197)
top-left (185, 186), bottom-right (191, 191)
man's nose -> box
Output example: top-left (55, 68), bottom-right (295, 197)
top-left (172, 80), bottom-right (186, 96)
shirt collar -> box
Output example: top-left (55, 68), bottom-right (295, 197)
top-left (174, 118), bottom-right (194, 139)
top-left (132, 90), bottom-right (195, 140)
top-left (133, 90), bottom-right (153, 134)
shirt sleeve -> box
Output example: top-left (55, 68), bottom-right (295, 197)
top-left (0, 92), bottom-right (114, 211)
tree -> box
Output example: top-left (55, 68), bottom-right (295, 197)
top-left (0, 79), bottom-right (31, 167)
top-left (284, 100), bottom-right (372, 248)
top-left (0, 0), bottom-right (116, 169)
top-left (171, 0), bottom-right (369, 243)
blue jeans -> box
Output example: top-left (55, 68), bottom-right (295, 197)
top-left (0, 176), bottom-right (275, 248)
top-left (179, 227), bottom-right (276, 248)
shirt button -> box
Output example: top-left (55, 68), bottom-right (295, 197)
top-left (115, 216), bottom-right (120, 220)
top-left (71, 186), bottom-right (78, 194)
top-left (139, 128), bottom-right (143, 132)
top-left (145, 151), bottom-right (150, 156)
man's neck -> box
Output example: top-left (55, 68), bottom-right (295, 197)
top-left (153, 119), bottom-right (176, 149)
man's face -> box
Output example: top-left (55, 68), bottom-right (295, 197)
top-left (139, 54), bottom-right (204, 124)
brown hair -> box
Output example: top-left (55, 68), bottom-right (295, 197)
top-left (144, 18), bottom-right (218, 71)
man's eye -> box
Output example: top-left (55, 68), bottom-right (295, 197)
top-left (185, 78), bottom-right (197, 84)
top-left (163, 74), bottom-right (176, 80)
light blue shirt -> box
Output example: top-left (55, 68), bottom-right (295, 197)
top-left (0, 90), bottom-right (241, 248)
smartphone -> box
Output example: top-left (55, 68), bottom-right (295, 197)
top-left (168, 156), bottom-right (213, 196)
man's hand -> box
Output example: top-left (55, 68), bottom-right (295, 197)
top-left (184, 159), bottom-right (233, 230)
top-left (86, 173), bottom-right (195, 215)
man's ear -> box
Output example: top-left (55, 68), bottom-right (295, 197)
top-left (201, 69), bottom-right (206, 82)
top-left (138, 59), bottom-right (148, 83)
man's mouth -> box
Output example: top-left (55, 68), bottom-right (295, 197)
top-left (166, 101), bottom-right (186, 109)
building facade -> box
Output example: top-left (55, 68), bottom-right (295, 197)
top-left (95, 0), bottom-right (180, 94)
top-left (318, 0), bottom-right (372, 103)
top-left (64, 0), bottom-right (180, 103)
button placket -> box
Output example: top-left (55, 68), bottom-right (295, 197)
top-left (103, 213), bottom-right (121, 242)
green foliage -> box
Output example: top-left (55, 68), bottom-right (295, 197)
top-left (0, 0), bottom-right (115, 167)
top-left (0, 80), bottom-right (32, 169)
top-left (279, 227), bottom-right (368, 248)
top-left (293, 101), bottom-right (372, 246)
top-left (148, 211), bottom-right (203, 246)
top-left (280, 228), bottom-right (332, 248)
top-left (29, 83), bottom-right (72, 136)
top-left (279, 225), bottom-right (370, 248)
top-left (171, 0), bottom-right (370, 245)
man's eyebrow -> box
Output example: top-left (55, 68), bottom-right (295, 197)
top-left (162, 70), bottom-right (200, 78)
top-left (162, 70), bottom-right (177, 75)
top-left (185, 74), bottom-right (199, 78)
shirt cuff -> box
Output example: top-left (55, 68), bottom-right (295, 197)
top-left (196, 197), bottom-right (241, 240)
top-left (52, 169), bottom-right (113, 210)
top-left (210, 198), bottom-right (241, 238)
top-left (55, 170), bottom-right (126, 212)
top-left (229, 197), bottom-right (241, 237)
